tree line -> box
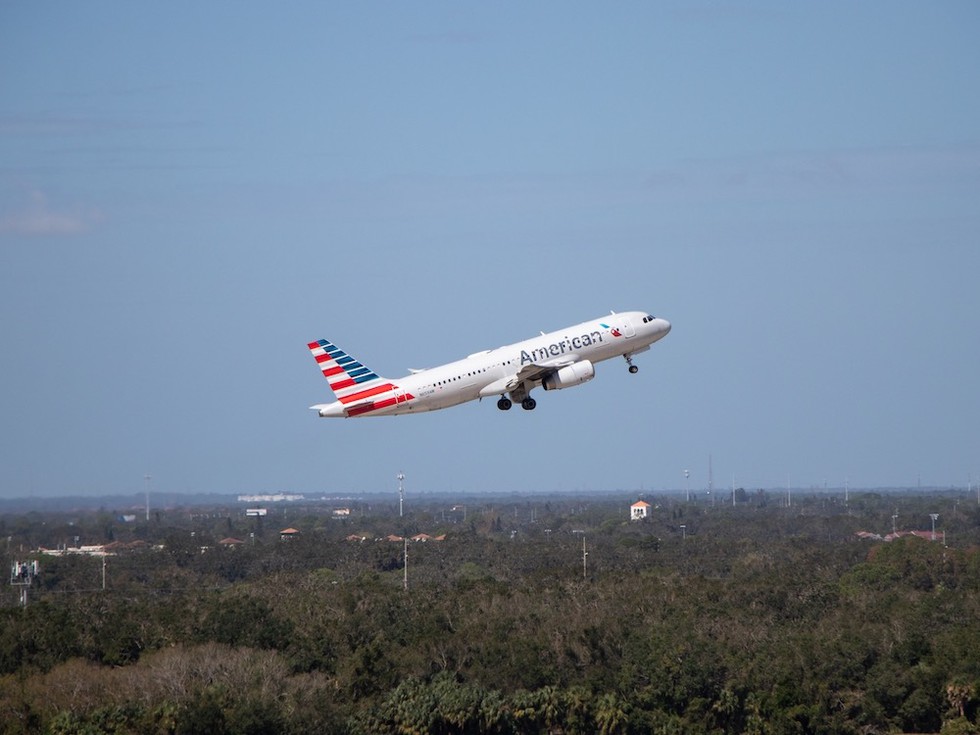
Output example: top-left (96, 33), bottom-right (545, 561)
top-left (1, 491), bottom-right (979, 733)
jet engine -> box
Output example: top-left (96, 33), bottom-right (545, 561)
top-left (542, 360), bottom-right (595, 391)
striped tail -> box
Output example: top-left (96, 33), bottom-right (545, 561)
top-left (307, 339), bottom-right (411, 416)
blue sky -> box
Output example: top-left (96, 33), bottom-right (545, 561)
top-left (1, 2), bottom-right (978, 500)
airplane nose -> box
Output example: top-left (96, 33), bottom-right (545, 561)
top-left (658, 318), bottom-right (671, 335)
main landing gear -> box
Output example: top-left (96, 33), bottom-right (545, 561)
top-left (497, 396), bottom-right (536, 411)
top-left (625, 354), bottom-right (639, 374)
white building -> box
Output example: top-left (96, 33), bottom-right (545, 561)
top-left (238, 493), bottom-right (304, 503)
top-left (630, 500), bottom-right (650, 520)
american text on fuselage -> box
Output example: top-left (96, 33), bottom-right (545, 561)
top-left (520, 329), bottom-right (604, 365)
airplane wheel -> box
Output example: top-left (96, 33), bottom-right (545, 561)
top-left (629, 365), bottom-right (639, 374)
top-left (497, 397), bottom-right (512, 411)
top-left (521, 398), bottom-right (537, 411)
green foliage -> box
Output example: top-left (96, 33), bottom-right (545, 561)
top-left (0, 491), bottom-right (978, 733)
top-left (197, 593), bottom-right (293, 649)
top-left (0, 602), bottom-right (81, 674)
top-left (942, 717), bottom-right (980, 735)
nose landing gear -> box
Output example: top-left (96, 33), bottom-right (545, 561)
top-left (625, 354), bottom-right (639, 374)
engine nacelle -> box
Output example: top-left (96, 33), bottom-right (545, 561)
top-left (542, 360), bottom-right (595, 391)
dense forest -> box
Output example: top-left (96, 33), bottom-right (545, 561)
top-left (1, 490), bottom-right (979, 734)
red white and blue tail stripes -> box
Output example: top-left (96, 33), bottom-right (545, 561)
top-left (307, 339), bottom-right (413, 416)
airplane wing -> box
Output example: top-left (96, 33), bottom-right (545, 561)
top-left (478, 356), bottom-right (582, 399)
top-left (513, 356), bottom-right (579, 385)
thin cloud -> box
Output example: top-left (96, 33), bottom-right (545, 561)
top-left (643, 144), bottom-right (980, 195)
top-left (0, 190), bottom-right (104, 237)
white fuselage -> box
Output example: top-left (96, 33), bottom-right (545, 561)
top-left (311, 311), bottom-right (670, 417)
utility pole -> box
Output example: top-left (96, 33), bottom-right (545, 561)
top-left (582, 535), bottom-right (588, 581)
top-left (708, 454), bottom-right (714, 505)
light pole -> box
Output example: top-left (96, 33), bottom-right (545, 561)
top-left (680, 524), bottom-right (686, 540)
top-left (930, 513), bottom-right (939, 541)
top-left (397, 473), bottom-right (405, 518)
top-left (684, 469), bottom-right (690, 502)
top-left (144, 474), bottom-right (151, 522)
top-left (403, 538), bottom-right (408, 591)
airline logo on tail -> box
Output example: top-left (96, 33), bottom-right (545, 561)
top-left (307, 340), bottom-right (413, 417)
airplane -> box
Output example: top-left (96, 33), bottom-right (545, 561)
top-left (307, 310), bottom-right (670, 418)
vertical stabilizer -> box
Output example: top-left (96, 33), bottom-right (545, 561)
top-left (307, 339), bottom-right (392, 400)
top-left (308, 339), bottom-right (411, 416)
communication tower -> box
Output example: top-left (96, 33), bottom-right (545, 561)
top-left (10, 560), bottom-right (39, 607)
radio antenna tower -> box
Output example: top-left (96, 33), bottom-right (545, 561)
top-left (397, 472), bottom-right (405, 517)
top-left (10, 560), bottom-right (39, 607)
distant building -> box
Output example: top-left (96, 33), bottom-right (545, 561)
top-left (279, 528), bottom-right (300, 541)
top-left (332, 508), bottom-right (351, 518)
top-left (38, 545), bottom-right (108, 556)
top-left (630, 500), bottom-right (650, 520)
top-left (245, 508), bottom-right (268, 517)
top-left (238, 493), bottom-right (305, 503)
top-left (218, 537), bottom-right (245, 547)
top-left (855, 531), bottom-right (883, 541)
top-left (856, 530), bottom-right (944, 543)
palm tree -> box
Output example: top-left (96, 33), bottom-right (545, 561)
top-left (946, 680), bottom-right (975, 719)
top-left (594, 692), bottom-right (628, 735)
